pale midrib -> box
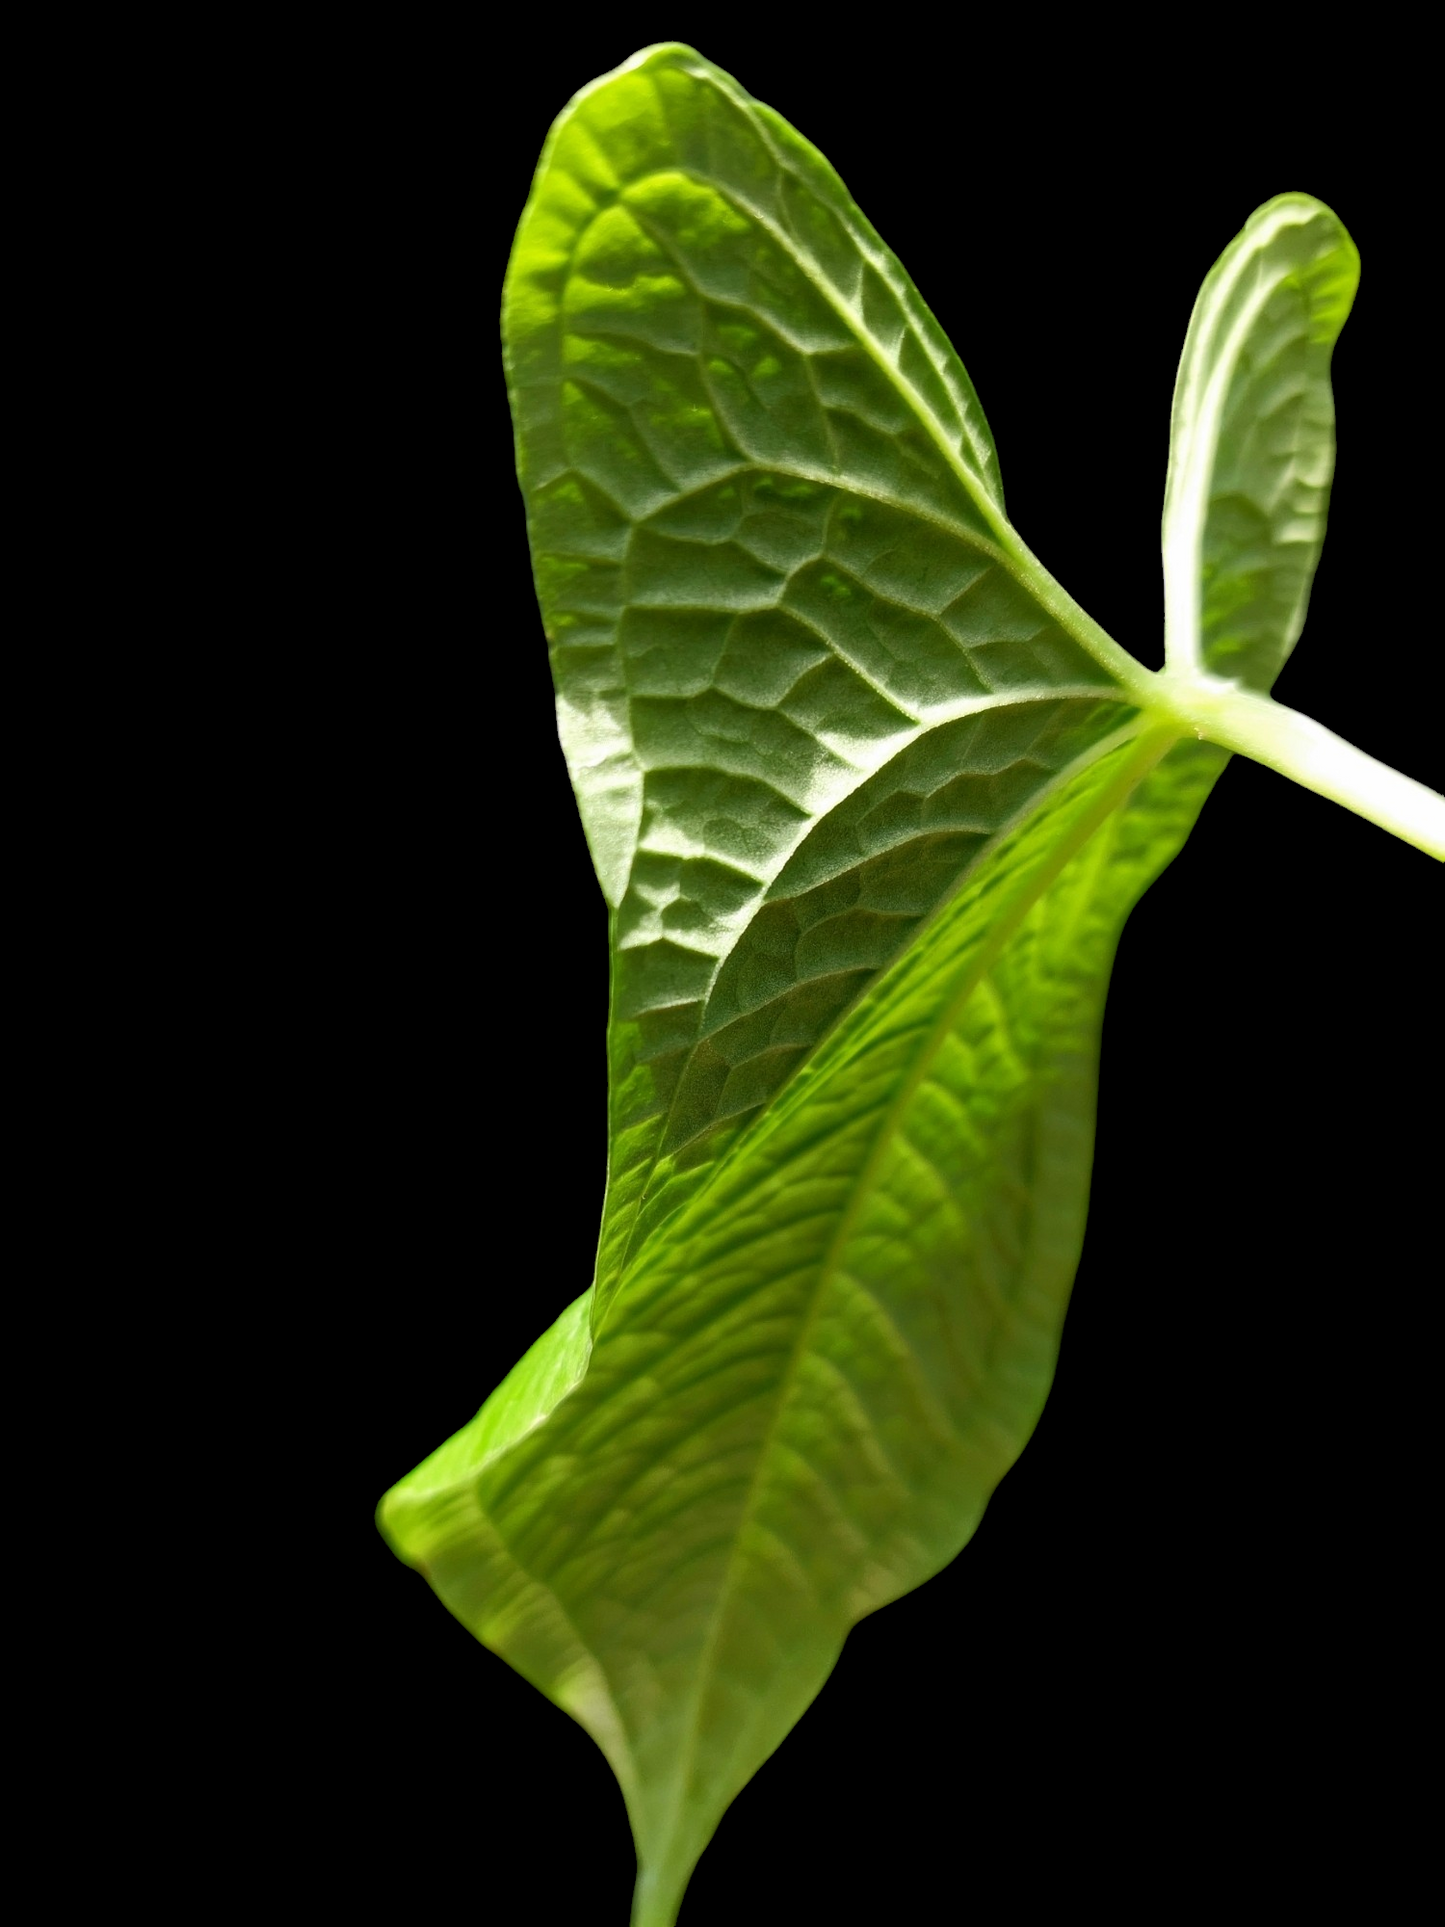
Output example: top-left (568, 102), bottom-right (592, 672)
top-left (651, 726), bottom-right (1176, 1865)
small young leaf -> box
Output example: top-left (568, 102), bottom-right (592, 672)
top-left (1162, 193), bottom-right (1358, 687)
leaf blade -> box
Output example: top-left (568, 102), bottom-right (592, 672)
top-left (379, 727), bottom-right (1229, 1920)
top-left (502, 44), bottom-right (1150, 1323)
top-left (1161, 193), bottom-right (1359, 689)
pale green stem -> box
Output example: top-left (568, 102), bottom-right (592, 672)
top-left (631, 1862), bottom-right (687, 1927)
top-left (1146, 673), bottom-right (1445, 861)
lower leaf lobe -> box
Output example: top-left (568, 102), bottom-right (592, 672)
top-left (379, 734), bottom-right (1227, 1924)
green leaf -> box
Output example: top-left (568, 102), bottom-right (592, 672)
top-left (1162, 193), bottom-right (1358, 690)
top-left (498, 42), bottom-right (1153, 1329)
top-left (377, 44), bottom-right (1384, 1927)
top-left (381, 728), bottom-right (1222, 1924)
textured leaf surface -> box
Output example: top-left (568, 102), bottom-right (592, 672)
top-left (500, 42), bottom-right (1150, 1318)
top-left (382, 729), bottom-right (1224, 1923)
top-left (380, 44), bottom-right (1361, 1927)
top-left (1162, 194), bottom-right (1358, 688)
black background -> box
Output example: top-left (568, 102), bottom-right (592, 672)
top-left (282, 26), bottom-right (1439, 1921)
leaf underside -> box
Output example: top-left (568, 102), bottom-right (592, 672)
top-left (379, 44), bottom-right (1356, 1926)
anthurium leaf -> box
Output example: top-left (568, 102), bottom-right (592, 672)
top-left (381, 728), bottom-right (1223, 1924)
top-left (498, 42), bottom-right (1154, 1324)
top-left (1162, 193), bottom-right (1358, 690)
top-left (377, 43), bottom-right (1383, 1927)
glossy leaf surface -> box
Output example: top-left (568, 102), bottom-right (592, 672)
top-left (380, 45), bottom-right (1367, 1926)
